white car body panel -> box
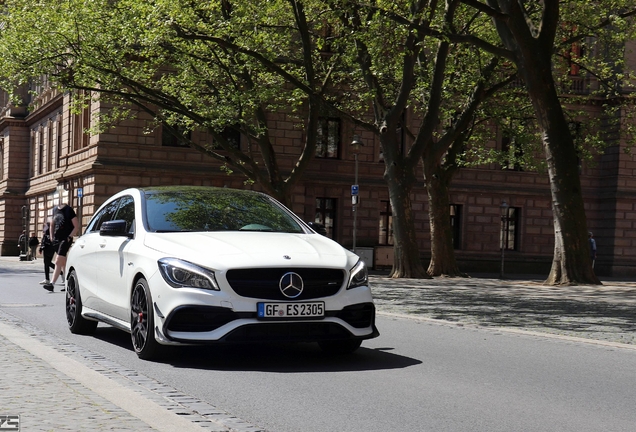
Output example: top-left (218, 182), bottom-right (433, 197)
top-left (143, 231), bottom-right (349, 269)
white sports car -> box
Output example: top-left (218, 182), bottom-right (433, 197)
top-left (65, 186), bottom-right (379, 360)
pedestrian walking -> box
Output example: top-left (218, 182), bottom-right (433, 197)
top-left (28, 234), bottom-right (39, 260)
top-left (589, 232), bottom-right (597, 268)
top-left (39, 222), bottom-right (56, 285)
top-left (42, 200), bottom-right (78, 292)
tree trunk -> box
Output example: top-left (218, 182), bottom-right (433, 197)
top-left (487, 0), bottom-right (601, 285)
top-left (424, 162), bottom-right (465, 277)
top-left (383, 145), bottom-right (430, 279)
top-left (521, 57), bottom-right (600, 285)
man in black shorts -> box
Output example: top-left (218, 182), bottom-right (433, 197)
top-left (42, 201), bottom-right (79, 292)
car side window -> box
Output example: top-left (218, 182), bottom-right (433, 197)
top-left (114, 195), bottom-right (135, 234)
top-left (86, 198), bottom-right (121, 233)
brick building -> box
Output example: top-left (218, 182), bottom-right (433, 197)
top-left (1, 78), bottom-right (635, 277)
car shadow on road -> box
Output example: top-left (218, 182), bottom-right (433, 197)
top-left (164, 343), bottom-right (422, 372)
top-left (91, 326), bottom-right (421, 372)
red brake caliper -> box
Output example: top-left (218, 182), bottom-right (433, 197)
top-left (138, 312), bottom-right (144, 323)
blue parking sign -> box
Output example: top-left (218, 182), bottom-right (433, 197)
top-left (351, 185), bottom-right (359, 195)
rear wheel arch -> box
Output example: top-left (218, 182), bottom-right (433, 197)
top-left (66, 269), bottom-right (98, 335)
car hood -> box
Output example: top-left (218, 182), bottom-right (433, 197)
top-left (143, 231), bottom-right (352, 269)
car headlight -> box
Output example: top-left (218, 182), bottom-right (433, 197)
top-left (347, 259), bottom-right (368, 290)
top-left (158, 258), bottom-right (220, 291)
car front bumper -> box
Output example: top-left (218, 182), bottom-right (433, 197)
top-left (149, 272), bottom-right (379, 346)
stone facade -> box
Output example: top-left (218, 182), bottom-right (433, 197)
top-left (0, 84), bottom-right (635, 277)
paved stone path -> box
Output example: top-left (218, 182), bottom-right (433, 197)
top-left (0, 311), bottom-right (263, 432)
top-left (371, 275), bottom-right (636, 346)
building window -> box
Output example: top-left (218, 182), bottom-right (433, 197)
top-left (38, 128), bottom-right (44, 175)
top-left (29, 132), bottom-right (34, 177)
top-left (501, 134), bottom-right (523, 171)
top-left (316, 118), bottom-right (340, 158)
top-left (72, 92), bottom-right (91, 151)
top-left (315, 197), bottom-right (336, 239)
top-left (0, 139), bottom-right (4, 179)
top-left (501, 207), bottom-right (519, 251)
top-left (567, 41), bottom-right (583, 76)
top-left (56, 116), bottom-right (63, 169)
top-left (378, 200), bottom-right (394, 245)
top-left (161, 124), bottom-right (191, 147)
top-left (46, 121), bottom-right (53, 172)
top-left (450, 204), bottom-right (462, 249)
top-left (220, 126), bottom-right (241, 149)
top-left (318, 20), bottom-right (334, 54)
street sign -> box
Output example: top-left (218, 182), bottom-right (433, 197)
top-left (77, 187), bottom-right (83, 198)
top-left (351, 185), bottom-right (359, 196)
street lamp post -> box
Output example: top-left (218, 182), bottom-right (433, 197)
top-left (351, 135), bottom-right (363, 254)
top-left (500, 200), bottom-right (509, 279)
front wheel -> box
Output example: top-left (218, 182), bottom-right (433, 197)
top-left (130, 278), bottom-right (161, 360)
top-left (66, 270), bottom-right (98, 335)
top-left (318, 339), bottom-right (362, 355)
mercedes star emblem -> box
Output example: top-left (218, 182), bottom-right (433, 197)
top-left (279, 272), bottom-right (304, 299)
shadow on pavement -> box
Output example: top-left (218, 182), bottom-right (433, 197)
top-left (91, 326), bottom-right (421, 372)
top-left (372, 276), bottom-right (636, 344)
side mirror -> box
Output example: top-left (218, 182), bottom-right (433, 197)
top-left (100, 220), bottom-right (133, 238)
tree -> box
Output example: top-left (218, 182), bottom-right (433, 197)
top-left (0, 0), bottom-right (327, 207)
top-left (422, 56), bottom-right (516, 276)
top-left (290, 1), bottom-right (516, 277)
top-left (8, 0), bottom-right (625, 281)
top-left (2, 0), bottom-right (516, 278)
top-left (456, 0), bottom-right (636, 284)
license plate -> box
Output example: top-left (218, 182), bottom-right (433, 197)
top-left (257, 302), bottom-right (325, 318)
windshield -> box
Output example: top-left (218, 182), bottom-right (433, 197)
top-left (144, 188), bottom-right (305, 234)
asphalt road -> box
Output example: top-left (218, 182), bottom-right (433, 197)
top-left (2, 262), bottom-right (636, 431)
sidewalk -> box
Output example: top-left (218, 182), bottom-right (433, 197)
top-left (2, 256), bottom-right (636, 431)
top-left (370, 273), bottom-right (636, 346)
top-left (0, 309), bottom-right (260, 432)
top-left (0, 257), bottom-right (265, 432)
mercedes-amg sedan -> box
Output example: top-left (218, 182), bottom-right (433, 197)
top-left (65, 186), bottom-right (378, 360)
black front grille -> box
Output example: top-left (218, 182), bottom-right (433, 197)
top-left (225, 268), bottom-right (345, 300)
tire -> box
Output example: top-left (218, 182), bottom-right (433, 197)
top-left (66, 270), bottom-right (98, 335)
top-left (318, 339), bottom-right (362, 355)
top-left (130, 278), bottom-right (161, 360)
